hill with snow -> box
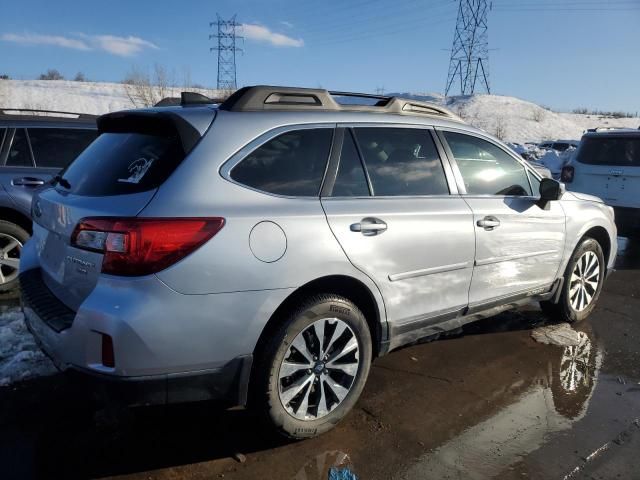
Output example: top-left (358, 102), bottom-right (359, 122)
top-left (1, 80), bottom-right (638, 143)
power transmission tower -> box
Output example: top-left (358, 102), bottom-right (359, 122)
top-left (445, 0), bottom-right (491, 96)
top-left (210, 14), bottom-right (242, 91)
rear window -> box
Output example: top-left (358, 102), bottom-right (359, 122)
top-left (28, 128), bottom-right (97, 168)
top-left (60, 132), bottom-right (185, 196)
top-left (576, 136), bottom-right (640, 166)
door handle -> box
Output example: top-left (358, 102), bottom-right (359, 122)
top-left (477, 216), bottom-right (500, 230)
top-left (350, 217), bottom-right (387, 236)
top-left (12, 177), bottom-right (45, 187)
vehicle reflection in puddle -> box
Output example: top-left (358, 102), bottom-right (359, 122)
top-left (293, 450), bottom-right (357, 480)
top-left (401, 329), bottom-right (601, 479)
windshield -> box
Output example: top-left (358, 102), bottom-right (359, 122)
top-left (576, 136), bottom-right (640, 166)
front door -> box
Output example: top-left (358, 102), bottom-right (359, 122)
top-left (439, 130), bottom-right (566, 306)
top-left (321, 126), bottom-right (475, 336)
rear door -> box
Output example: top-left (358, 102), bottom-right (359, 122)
top-left (571, 135), bottom-right (640, 209)
top-left (0, 128), bottom-right (40, 215)
top-left (322, 126), bottom-right (475, 339)
top-left (0, 126), bottom-right (97, 216)
top-left (439, 129), bottom-right (565, 307)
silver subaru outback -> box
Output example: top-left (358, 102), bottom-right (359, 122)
top-left (20, 86), bottom-right (617, 439)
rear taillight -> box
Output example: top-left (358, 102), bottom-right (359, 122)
top-left (71, 217), bottom-right (225, 276)
top-left (561, 166), bottom-right (575, 183)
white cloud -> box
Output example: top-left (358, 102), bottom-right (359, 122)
top-left (1, 32), bottom-right (158, 57)
top-left (0, 33), bottom-right (90, 51)
top-left (280, 21), bottom-right (294, 29)
top-left (90, 35), bottom-right (158, 57)
top-left (239, 23), bottom-right (303, 47)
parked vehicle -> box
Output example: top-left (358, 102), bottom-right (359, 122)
top-left (20, 87), bottom-right (617, 439)
top-left (562, 128), bottom-right (640, 238)
top-left (539, 140), bottom-right (580, 152)
top-left (0, 109), bottom-right (97, 291)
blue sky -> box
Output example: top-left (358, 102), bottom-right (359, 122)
top-left (1, 0), bottom-right (639, 112)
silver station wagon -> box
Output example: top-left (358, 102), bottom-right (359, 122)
top-left (20, 86), bottom-right (617, 438)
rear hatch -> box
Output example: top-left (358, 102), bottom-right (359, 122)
top-left (30, 108), bottom-right (214, 311)
top-left (573, 134), bottom-right (640, 208)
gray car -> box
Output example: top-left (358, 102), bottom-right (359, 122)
top-left (20, 86), bottom-right (617, 439)
top-left (0, 109), bottom-right (96, 291)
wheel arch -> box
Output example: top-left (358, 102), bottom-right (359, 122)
top-left (581, 226), bottom-right (612, 267)
top-left (0, 207), bottom-right (32, 235)
top-left (252, 274), bottom-right (386, 364)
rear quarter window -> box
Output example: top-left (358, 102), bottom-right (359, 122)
top-left (61, 132), bottom-right (185, 196)
top-left (230, 128), bottom-right (333, 197)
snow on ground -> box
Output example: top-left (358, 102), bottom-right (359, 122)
top-left (0, 79), bottom-right (224, 116)
top-left (0, 307), bottom-right (56, 387)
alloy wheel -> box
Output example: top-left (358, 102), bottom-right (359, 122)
top-left (278, 317), bottom-right (359, 421)
top-left (569, 251), bottom-right (600, 312)
top-left (0, 233), bottom-right (22, 285)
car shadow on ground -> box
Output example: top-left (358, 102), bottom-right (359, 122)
top-left (1, 306), bottom-right (557, 480)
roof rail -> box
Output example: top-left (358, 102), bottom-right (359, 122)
top-left (154, 92), bottom-right (225, 108)
top-left (0, 108), bottom-right (96, 119)
top-left (218, 85), bottom-right (462, 121)
top-left (584, 126), bottom-right (639, 134)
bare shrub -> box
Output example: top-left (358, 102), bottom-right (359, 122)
top-left (73, 72), bottom-right (87, 82)
top-left (123, 64), bottom-right (172, 107)
top-left (494, 116), bottom-right (507, 140)
top-left (531, 107), bottom-right (545, 123)
top-left (39, 69), bottom-right (64, 80)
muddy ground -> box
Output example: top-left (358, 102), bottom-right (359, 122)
top-left (1, 239), bottom-right (639, 480)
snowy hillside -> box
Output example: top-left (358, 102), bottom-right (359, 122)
top-left (1, 80), bottom-right (639, 143)
top-left (0, 79), bottom-right (224, 116)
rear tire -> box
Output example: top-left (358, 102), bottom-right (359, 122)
top-left (0, 220), bottom-right (29, 293)
top-left (254, 294), bottom-right (372, 439)
top-left (540, 237), bottom-right (605, 323)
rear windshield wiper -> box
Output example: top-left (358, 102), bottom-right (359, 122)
top-left (52, 175), bottom-right (71, 189)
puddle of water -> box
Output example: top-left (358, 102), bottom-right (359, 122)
top-left (400, 330), bottom-right (602, 479)
top-left (531, 323), bottom-right (582, 347)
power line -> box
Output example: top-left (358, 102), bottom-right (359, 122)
top-left (445, 0), bottom-right (491, 96)
top-left (209, 14), bottom-right (243, 91)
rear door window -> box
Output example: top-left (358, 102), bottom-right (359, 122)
top-left (6, 129), bottom-right (34, 167)
top-left (576, 136), bottom-right (640, 166)
top-left (231, 128), bottom-right (333, 196)
top-left (60, 132), bottom-right (186, 196)
top-left (28, 128), bottom-right (97, 168)
top-left (0, 128), bottom-right (6, 151)
top-left (352, 127), bottom-right (449, 196)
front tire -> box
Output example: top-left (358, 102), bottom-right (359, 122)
top-left (541, 237), bottom-right (605, 323)
top-left (0, 221), bottom-right (29, 293)
top-left (254, 294), bottom-right (372, 439)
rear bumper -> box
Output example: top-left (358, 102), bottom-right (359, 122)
top-left (18, 263), bottom-right (293, 407)
top-left (64, 356), bottom-right (253, 407)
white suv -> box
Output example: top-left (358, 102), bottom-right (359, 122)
top-left (562, 129), bottom-right (640, 237)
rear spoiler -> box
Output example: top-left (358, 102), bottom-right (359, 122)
top-left (97, 111), bottom-right (202, 154)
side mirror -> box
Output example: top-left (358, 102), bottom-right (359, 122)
top-left (537, 178), bottom-right (562, 208)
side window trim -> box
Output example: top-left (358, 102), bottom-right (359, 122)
top-left (24, 128), bottom-right (37, 167)
top-left (4, 128), bottom-right (36, 168)
top-left (219, 123), bottom-right (336, 199)
top-left (436, 127), bottom-right (539, 198)
top-left (348, 128), bottom-right (375, 196)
